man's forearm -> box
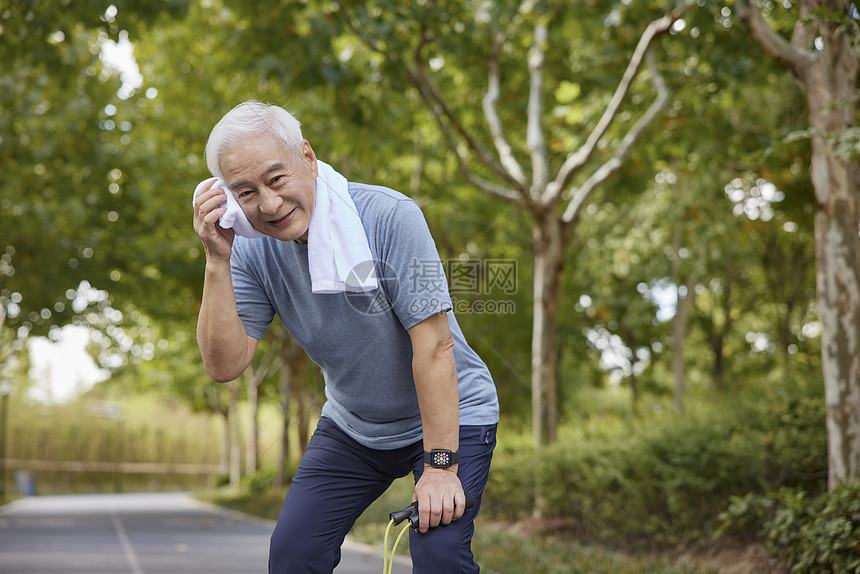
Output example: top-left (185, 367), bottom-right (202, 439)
top-left (413, 344), bottom-right (460, 455)
top-left (197, 260), bottom-right (254, 382)
top-left (411, 330), bottom-right (464, 533)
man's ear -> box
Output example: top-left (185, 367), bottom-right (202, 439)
top-left (302, 140), bottom-right (318, 178)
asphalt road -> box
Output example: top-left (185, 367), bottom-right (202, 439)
top-left (0, 492), bottom-right (410, 574)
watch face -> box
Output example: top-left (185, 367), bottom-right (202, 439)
top-left (432, 451), bottom-right (452, 467)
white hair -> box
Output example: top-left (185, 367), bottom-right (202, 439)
top-left (205, 101), bottom-right (304, 180)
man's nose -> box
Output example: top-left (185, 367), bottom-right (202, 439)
top-left (258, 187), bottom-right (282, 214)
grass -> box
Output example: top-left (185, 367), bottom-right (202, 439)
top-left (471, 526), bottom-right (714, 574)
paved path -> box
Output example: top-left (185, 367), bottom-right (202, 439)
top-left (0, 492), bottom-right (410, 574)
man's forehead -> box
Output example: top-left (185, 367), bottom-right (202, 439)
top-left (222, 134), bottom-right (296, 177)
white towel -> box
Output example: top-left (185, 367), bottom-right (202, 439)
top-left (192, 177), bottom-right (267, 239)
top-left (308, 161), bottom-right (378, 294)
top-left (192, 161), bottom-right (377, 294)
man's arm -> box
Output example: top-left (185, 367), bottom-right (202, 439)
top-left (194, 180), bottom-right (258, 382)
top-left (408, 310), bottom-right (465, 533)
top-left (197, 260), bottom-right (259, 382)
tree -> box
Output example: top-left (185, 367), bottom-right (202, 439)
top-left (271, 323), bottom-right (317, 465)
top-left (559, 0), bottom-right (817, 412)
top-left (242, 333), bottom-right (281, 478)
top-left (0, 2), bottom-right (195, 334)
top-left (736, 0), bottom-right (860, 489)
top-left (338, 0), bottom-right (695, 446)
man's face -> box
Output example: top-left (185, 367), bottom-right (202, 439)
top-left (220, 132), bottom-right (317, 242)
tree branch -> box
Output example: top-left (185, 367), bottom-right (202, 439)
top-left (339, 8), bottom-right (387, 56)
top-left (408, 27), bottom-right (525, 189)
top-left (257, 337), bottom-right (281, 381)
top-left (341, 9), bottom-right (522, 201)
top-left (546, 1), bottom-right (694, 204)
top-left (527, 16), bottom-right (549, 196)
top-left (482, 33), bottom-right (527, 187)
top-left (562, 48), bottom-right (671, 224)
top-left (404, 62), bottom-right (522, 202)
top-left (789, 1), bottom-right (818, 52)
top-left (735, 0), bottom-right (813, 76)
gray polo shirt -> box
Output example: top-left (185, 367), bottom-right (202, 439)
top-left (229, 182), bottom-right (500, 449)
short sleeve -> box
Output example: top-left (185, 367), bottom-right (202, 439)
top-left (378, 200), bottom-right (452, 330)
top-left (230, 245), bottom-right (275, 340)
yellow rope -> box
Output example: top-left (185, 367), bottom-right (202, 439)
top-left (383, 519), bottom-right (394, 574)
top-left (386, 522), bottom-right (412, 574)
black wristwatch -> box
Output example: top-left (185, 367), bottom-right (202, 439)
top-left (424, 449), bottom-right (460, 469)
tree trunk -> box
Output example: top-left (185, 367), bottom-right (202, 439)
top-left (531, 208), bottom-right (565, 447)
top-left (245, 377), bottom-right (259, 478)
top-left (208, 387), bottom-right (230, 476)
top-left (806, 52), bottom-right (860, 490)
top-left (287, 357), bottom-right (310, 458)
top-left (228, 380), bottom-right (241, 485)
top-left (275, 370), bottom-right (290, 490)
top-left (736, 0), bottom-right (860, 488)
top-left (622, 324), bottom-right (642, 415)
top-left (816, 168), bottom-right (860, 488)
top-left (709, 268), bottom-right (734, 389)
top-left (243, 345), bottom-right (279, 479)
top-left (671, 225), bottom-right (695, 411)
top-left (272, 326), bottom-right (311, 484)
top-left (220, 412), bottom-right (230, 476)
top-left (672, 277), bottom-right (696, 411)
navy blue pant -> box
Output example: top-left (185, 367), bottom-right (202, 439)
top-left (268, 417), bottom-right (497, 573)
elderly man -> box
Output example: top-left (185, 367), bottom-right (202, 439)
top-left (192, 101), bottom-right (499, 573)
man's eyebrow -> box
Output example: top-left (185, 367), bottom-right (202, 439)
top-left (229, 163), bottom-right (287, 191)
top-left (264, 163), bottom-right (286, 176)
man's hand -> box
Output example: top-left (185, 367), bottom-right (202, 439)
top-left (193, 179), bottom-right (235, 262)
top-left (412, 467), bottom-right (466, 533)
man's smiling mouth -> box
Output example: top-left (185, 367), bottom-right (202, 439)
top-left (270, 207), bottom-right (296, 227)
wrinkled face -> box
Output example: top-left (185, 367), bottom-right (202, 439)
top-left (220, 132), bottom-right (317, 242)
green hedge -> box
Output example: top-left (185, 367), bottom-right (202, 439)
top-left (482, 380), bottom-right (827, 549)
top-left (719, 482), bottom-right (860, 572)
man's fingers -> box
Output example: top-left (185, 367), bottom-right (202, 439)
top-left (203, 206), bottom-right (227, 225)
top-left (197, 188), bottom-right (227, 214)
top-left (417, 492), bottom-right (462, 533)
top-left (435, 496), bottom-right (453, 528)
top-left (417, 492), bottom-right (441, 532)
top-left (193, 188), bottom-right (229, 232)
top-left (192, 184), bottom-right (234, 261)
top-left (440, 494), bottom-right (456, 526)
top-left (417, 492), bottom-right (430, 533)
top-left (453, 490), bottom-right (467, 521)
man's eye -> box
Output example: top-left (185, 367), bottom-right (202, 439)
top-left (271, 175), bottom-right (284, 185)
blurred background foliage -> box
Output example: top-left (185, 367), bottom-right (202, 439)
top-left (1, 0), bottom-right (856, 571)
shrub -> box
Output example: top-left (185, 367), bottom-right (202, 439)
top-left (719, 482), bottom-right (860, 573)
top-left (245, 468), bottom-right (276, 496)
top-left (212, 473), bottom-right (231, 488)
top-left (482, 379), bottom-right (827, 550)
